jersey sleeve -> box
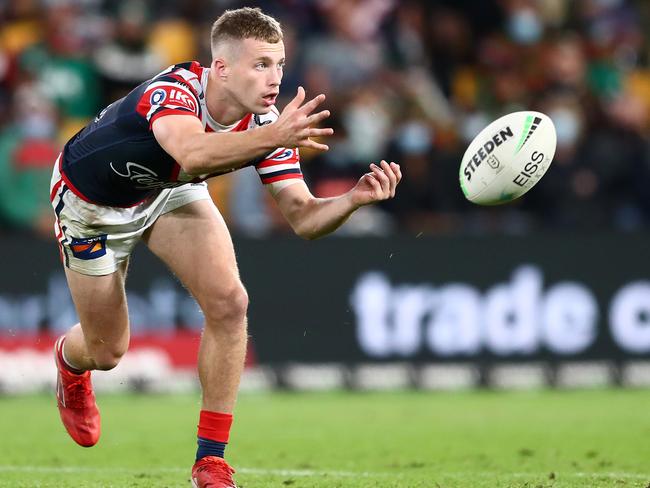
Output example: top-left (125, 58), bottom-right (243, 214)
top-left (253, 109), bottom-right (304, 194)
top-left (136, 70), bottom-right (201, 128)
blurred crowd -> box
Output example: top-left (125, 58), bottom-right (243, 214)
top-left (2, 0), bottom-right (650, 238)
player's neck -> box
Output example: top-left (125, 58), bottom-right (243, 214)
top-left (205, 70), bottom-right (248, 127)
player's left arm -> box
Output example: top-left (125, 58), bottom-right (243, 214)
top-left (272, 160), bottom-right (402, 240)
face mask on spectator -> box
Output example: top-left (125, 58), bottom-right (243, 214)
top-left (507, 8), bottom-right (543, 45)
top-left (461, 112), bottom-right (490, 144)
top-left (396, 121), bottom-right (433, 156)
top-left (19, 114), bottom-right (56, 139)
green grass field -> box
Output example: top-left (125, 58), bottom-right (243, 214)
top-left (0, 389), bottom-right (649, 487)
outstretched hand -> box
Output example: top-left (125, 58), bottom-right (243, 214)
top-left (273, 87), bottom-right (333, 151)
top-left (350, 160), bottom-right (402, 207)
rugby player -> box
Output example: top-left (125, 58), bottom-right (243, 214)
top-left (50, 7), bottom-right (401, 487)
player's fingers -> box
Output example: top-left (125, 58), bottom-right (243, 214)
top-left (364, 172), bottom-right (383, 198)
top-left (308, 127), bottom-right (334, 138)
top-left (299, 93), bottom-right (326, 115)
top-left (301, 139), bottom-right (330, 152)
top-left (285, 86), bottom-right (306, 111)
top-left (370, 163), bottom-right (390, 195)
top-left (379, 160), bottom-right (397, 196)
top-left (306, 109), bottom-right (331, 126)
top-left (390, 162), bottom-right (402, 183)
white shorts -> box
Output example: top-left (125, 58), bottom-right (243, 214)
top-left (50, 159), bottom-right (211, 276)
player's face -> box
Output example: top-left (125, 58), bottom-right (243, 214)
top-left (225, 38), bottom-right (285, 114)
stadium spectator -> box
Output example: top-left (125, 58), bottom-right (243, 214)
top-left (0, 83), bottom-right (58, 237)
top-left (93, 0), bottom-right (165, 105)
top-left (19, 3), bottom-right (102, 140)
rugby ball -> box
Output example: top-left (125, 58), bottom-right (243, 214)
top-left (459, 111), bottom-right (556, 205)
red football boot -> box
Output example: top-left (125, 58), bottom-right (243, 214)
top-left (54, 336), bottom-right (101, 447)
top-left (191, 456), bottom-right (237, 488)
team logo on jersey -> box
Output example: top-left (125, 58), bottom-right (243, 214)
top-left (69, 235), bottom-right (107, 260)
top-left (150, 89), bottom-right (167, 105)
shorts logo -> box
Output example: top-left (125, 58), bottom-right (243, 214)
top-left (150, 89), bottom-right (167, 105)
top-left (69, 235), bottom-right (107, 260)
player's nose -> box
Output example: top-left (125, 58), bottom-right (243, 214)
top-left (268, 68), bottom-right (282, 86)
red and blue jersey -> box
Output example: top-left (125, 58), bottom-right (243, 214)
top-left (59, 61), bottom-right (302, 207)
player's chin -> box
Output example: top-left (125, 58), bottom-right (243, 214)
top-left (254, 102), bottom-right (274, 114)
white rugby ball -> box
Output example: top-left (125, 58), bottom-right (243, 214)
top-left (459, 111), bottom-right (556, 205)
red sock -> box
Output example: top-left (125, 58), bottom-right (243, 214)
top-left (56, 336), bottom-right (84, 374)
top-left (197, 410), bottom-right (233, 443)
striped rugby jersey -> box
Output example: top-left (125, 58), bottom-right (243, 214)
top-left (59, 61), bottom-right (302, 207)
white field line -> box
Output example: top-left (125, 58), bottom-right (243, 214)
top-left (0, 465), bottom-right (648, 480)
top-left (0, 466), bottom-right (371, 478)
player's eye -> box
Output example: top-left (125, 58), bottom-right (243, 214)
top-left (255, 62), bottom-right (267, 70)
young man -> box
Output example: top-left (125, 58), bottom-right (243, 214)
top-left (50, 7), bottom-right (401, 488)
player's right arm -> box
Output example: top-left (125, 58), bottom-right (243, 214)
top-left (152, 87), bottom-right (332, 176)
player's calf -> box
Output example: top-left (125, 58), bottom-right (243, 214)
top-left (86, 343), bottom-right (127, 371)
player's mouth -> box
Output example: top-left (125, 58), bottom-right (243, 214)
top-left (262, 93), bottom-right (278, 106)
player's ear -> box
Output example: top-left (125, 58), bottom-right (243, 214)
top-left (212, 58), bottom-right (229, 80)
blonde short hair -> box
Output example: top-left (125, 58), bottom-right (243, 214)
top-left (211, 7), bottom-right (283, 57)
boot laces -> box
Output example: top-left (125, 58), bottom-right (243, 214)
top-left (59, 372), bottom-right (93, 407)
top-left (195, 457), bottom-right (235, 486)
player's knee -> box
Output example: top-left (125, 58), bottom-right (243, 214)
top-left (203, 282), bottom-right (249, 330)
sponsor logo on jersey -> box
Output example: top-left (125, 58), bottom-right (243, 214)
top-left (150, 89), bottom-right (167, 105)
top-left (168, 88), bottom-right (197, 113)
top-left (69, 235), bottom-right (107, 260)
top-left (110, 161), bottom-right (185, 190)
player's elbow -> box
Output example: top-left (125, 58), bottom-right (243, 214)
top-left (293, 223), bottom-right (320, 240)
top-left (283, 196), bottom-right (320, 240)
top-left (175, 133), bottom-right (215, 176)
top-left (292, 217), bottom-right (326, 240)
top-left (177, 151), bottom-right (207, 176)
top-left (178, 159), bottom-right (199, 176)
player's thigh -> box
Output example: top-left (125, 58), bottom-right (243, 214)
top-left (64, 259), bottom-right (130, 352)
top-left (142, 200), bottom-right (247, 320)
